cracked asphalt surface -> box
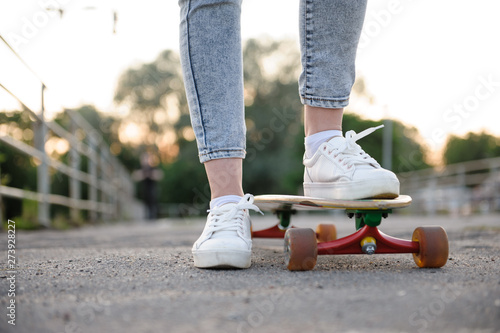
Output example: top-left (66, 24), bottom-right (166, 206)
top-left (1, 213), bottom-right (499, 333)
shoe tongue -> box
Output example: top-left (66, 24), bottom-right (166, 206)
top-left (326, 136), bottom-right (346, 150)
top-left (212, 200), bottom-right (238, 210)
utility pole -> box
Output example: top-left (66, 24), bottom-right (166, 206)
top-left (383, 118), bottom-right (393, 171)
top-left (35, 84), bottom-right (50, 227)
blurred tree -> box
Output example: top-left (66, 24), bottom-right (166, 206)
top-left (0, 105), bottom-right (144, 223)
top-left (444, 131), bottom-right (500, 165)
top-left (53, 105), bottom-right (140, 171)
top-left (242, 38), bottom-right (304, 195)
top-left (114, 50), bottom-right (190, 162)
top-left (112, 39), bottom-right (432, 213)
top-left (0, 110), bottom-right (38, 220)
top-left (342, 114), bottom-right (430, 174)
top-left (51, 105), bottom-right (142, 219)
top-left (242, 38), bottom-right (430, 194)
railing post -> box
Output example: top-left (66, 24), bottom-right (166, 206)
top-left (456, 165), bottom-right (466, 188)
top-left (69, 117), bottom-right (81, 222)
top-left (382, 119), bottom-right (393, 170)
top-left (100, 149), bottom-right (117, 221)
top-left (109, 161), bottom-right (118, 220)
top-left (410, 174), bottom-right (419, 213)
top-left (427, 176), bottom-right (437, 216)
top-left (0, 166), bottom-right (3, 224)
top-left (88, 133), bottom-right (98, 223)
top-left (34, 84), bottom-right (50, 227)
top-left (489, 161), bottom-right (499, 212)
top-left (456, 165), bottom-right (466, 214)
top-left (99, 148), bottom-right (108, 221)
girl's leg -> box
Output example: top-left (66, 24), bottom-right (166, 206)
top-left (299, 0), bottom-right (400, 200)
top-left (179, 0), bottom-right (246, 165)
top-left (179, 0), bottom-right (256, 269)
top-left (299, 0), bottom-right (368, 113)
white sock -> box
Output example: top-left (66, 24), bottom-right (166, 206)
top-left (210, 195), bottom-right (242, 210)
top-left (305, 130), bottom-right (343, 158)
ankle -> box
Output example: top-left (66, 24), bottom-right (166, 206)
top-left (305, 130), bottom-right (343, 158)
top-left (204, 158), bottom-right (244, 199)
top-left (304, 105), bottom-right (343, 136)
top-left (210, 195), bottom-right (242, 210)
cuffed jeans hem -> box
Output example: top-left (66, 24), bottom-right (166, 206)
top-left (300, 95), bottom-right (350, 109)
top-left (199, 149), bottom-right (246, 163)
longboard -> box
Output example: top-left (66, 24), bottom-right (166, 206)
top-left (251, 194), bottom-right (448, 271)
top-left (254, 194), bottom-right (412, 211)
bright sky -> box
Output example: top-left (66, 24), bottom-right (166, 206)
top-left (1, 0), bottom-right (499, 153)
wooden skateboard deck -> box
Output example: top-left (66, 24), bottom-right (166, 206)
top-left (254, 194), bottom-right (412, 212)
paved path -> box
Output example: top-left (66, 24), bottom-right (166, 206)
top-left (1, 213), bottom-right (499, 333)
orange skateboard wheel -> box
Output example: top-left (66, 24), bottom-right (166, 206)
top-left (316, 224), bottom-right (337, 243)
top-left (412, 226), bottom-right (449, 268)
top-left (284, 228), bottom-right (318, 271)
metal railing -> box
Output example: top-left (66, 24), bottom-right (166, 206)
top-left (398, 157), bottom-right (500, 215)
top-left (0, 34), bottom-right (142, 227)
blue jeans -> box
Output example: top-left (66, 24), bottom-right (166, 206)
top-left (179, 0), bottom-right (367, 163)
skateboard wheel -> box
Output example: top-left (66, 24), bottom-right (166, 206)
top-left (284, 228), bottom-right (318, 271)
top-left (316, 224), bottom-right (337, 243)
top-left (412, 226), bottom-right (449, 268)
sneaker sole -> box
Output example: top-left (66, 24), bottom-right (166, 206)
top-left (193, 249), bottom-right (251, 269)
top-left (304, 178), bottom-right (400, 200)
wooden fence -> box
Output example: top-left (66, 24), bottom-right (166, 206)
top-left (0, 35), bottom-right (142, 227)
top-left (399, 157), bottom-right (500, 215)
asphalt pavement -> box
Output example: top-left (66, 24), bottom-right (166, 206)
top-left (0, 212), bottom-right (499, 333)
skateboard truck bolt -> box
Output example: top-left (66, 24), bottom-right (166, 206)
top-left (363, 244), bottom-right (376, 255)
top-left (361, 237), bottom-right (377, 255)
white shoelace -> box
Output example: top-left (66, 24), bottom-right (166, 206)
top-left (325, 125), bottom-right (384, 169)
top-left (205, 194), bottom-right (263, 239)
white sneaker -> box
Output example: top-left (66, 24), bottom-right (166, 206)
top-left (303, 125), bottom-right (400, 200)
top-left (192, 194), bottom-right (262, 268)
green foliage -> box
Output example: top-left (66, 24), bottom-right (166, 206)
top-left (131, 39), bottom-right (430, 205)
top-left (111, 38), bottom-right (432, 210)
top-left (0, 105), bottom-right (139, 223)
top-left (51, 212), bottom-right (86, 230)
top-left (444, 131), bottom-right (500, 165)
top-left (0, 39), bottom-right (435, 221)
top-left (342, 115), bottom-right (430, 174)
top-left (6, 199), bottom-right (40, 230)
top-left (0, 111), bottom-right (38, 219)
top-left (159, 140), bottom-right (209, 211)
top-left (114, 50), bottom-right (189, 139)
top-left (243, 39), bottom-right (304, 195)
